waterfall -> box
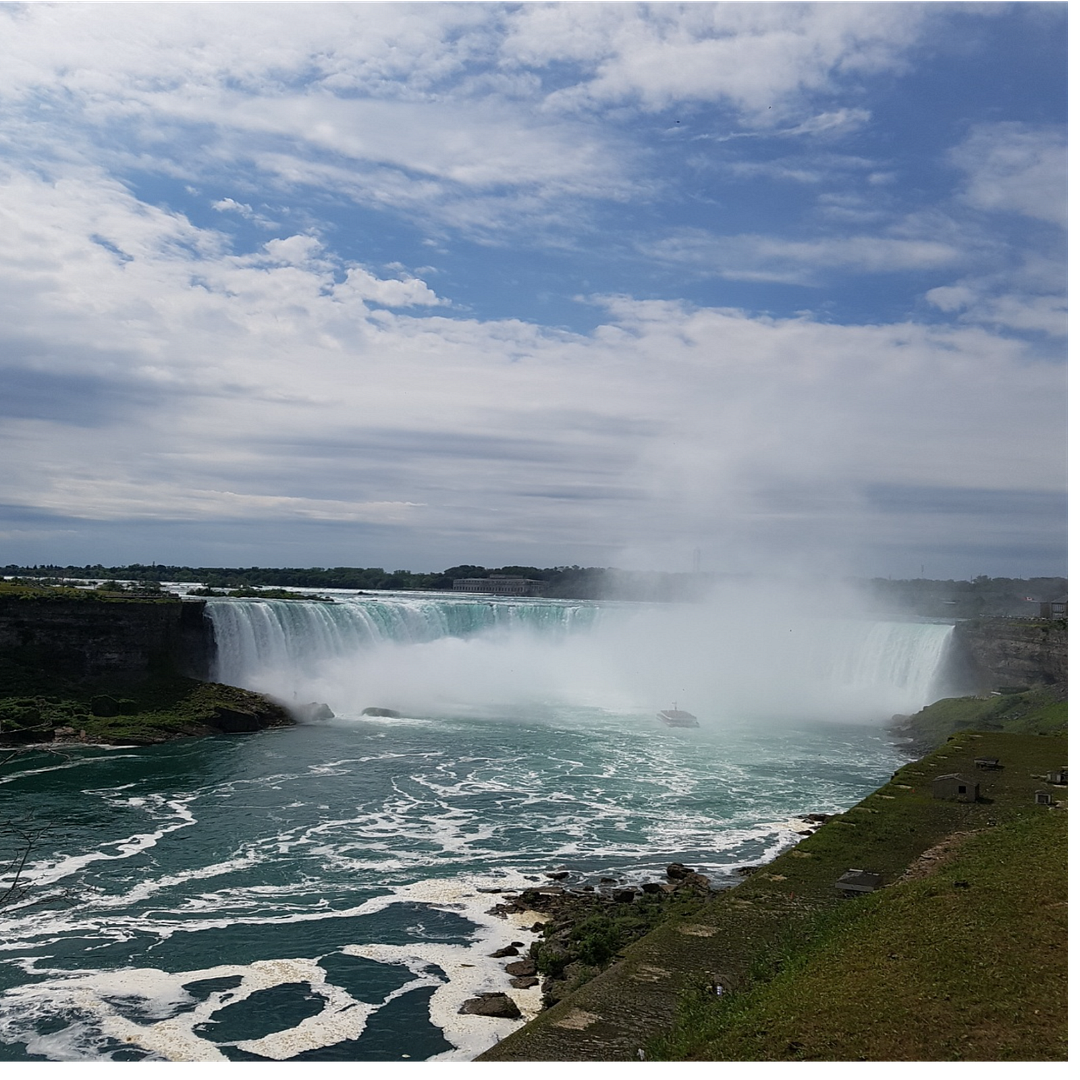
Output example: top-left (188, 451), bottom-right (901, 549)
top-left (204, 593), bottom-right (953, 723)
top-left (206, 593), bottom-right (598, 689)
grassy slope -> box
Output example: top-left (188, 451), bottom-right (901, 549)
top-left (899, 689), bottom-right (1066, 750)
top-left (651, 813), bottom-right (1066, 1060)
top-left (648, 731), bottom-right (1067, 1062)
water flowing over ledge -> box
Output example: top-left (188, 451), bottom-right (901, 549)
top-left (205, 593), bottom-right (955, 725)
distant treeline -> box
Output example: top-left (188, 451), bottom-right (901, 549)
top-left (1, 564), bottom-right (1067, 616)
top-left (2, 565), bottom-right (630, 600)
top-left (1, 562), bottom-right (701, 601)
top-left (860, 575), bottom-right (1067, 620)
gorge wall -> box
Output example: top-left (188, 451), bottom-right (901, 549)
top-left (0, 596), bottom-right (215, 690)
top-left (946, 618), bottom-right (1067, 692)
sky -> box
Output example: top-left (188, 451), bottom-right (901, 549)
top-left (0, 1), bottom-right (1067, 578)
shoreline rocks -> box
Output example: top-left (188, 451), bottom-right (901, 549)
top-left (487, 871), bottom-right (715, 1010)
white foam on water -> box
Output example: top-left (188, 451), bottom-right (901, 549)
top-left (10, 794), bottom-right (197, 892)
top-left (0, 752), bottom-right (146, 786)
top-left (0, 958), bottom-right (383, 1062)
top-left (342, 871), bottom-right (547, 1061)
top-left (0, 871), bottom-right (547, 1062)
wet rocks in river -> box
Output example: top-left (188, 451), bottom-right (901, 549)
top-left (504, 959), bottom-right (537, 978)
top-left (458, 993), bottom-right (522, 1019)
top-left (490, 945), bottom-right (519, 958)
top-left (510, 976), bottom-right (539, 989)
top-left (290, 701), bottom-right (335, 722)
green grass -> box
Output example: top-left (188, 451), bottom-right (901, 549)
top-left (900, 689), bottom-right (1066, 749)
top-left (649, 810), bottom-right (1066, 1061)
top-left (0, 582), bottom-right (177, 604)
top-left (643, 730), bottom-right (1067, 1061)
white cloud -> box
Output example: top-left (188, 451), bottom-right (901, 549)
top-left (0, 2), bottom-right (938, 245)
top-left (212, 198), bottom-right (252, 215)
top-left (643, 229), bottom-right (961, 283)
top-left (783, 108), bottom-right (872, 137)
top-left (926, 283), bottom-right (1066, 338)
top-left (335, 268), bottom-right (444, 309)
top-left (501, 2), bottom-right (930, 121)
top-left (921, 132), bottom-right (1066, 342)
top-left (0, 4), bottom-right (1063, 571)
top-left (951, 123), bottom-right (1067, 226)
top-left (0, 161), bottom-right (1062, 573)
top-left (19, 475), bottom-right (425, 525)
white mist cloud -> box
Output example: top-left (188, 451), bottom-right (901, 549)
top-left (220, 582), bottom-right (954, 727)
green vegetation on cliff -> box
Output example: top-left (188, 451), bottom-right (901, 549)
top-left (0, 677), bottom-right (292, 746)
top-left (0, 581), bottom-right (176, 603)
top-left (897, 688), bottom-right (1066, 750)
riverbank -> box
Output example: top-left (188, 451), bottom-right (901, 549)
top-left (0, 677), bottom-right (293, 746)
top-left (477, 728), bottom-right (1067, 1061)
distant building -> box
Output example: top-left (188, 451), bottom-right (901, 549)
top-left (1035, 790), bottom-right (1054, 806)
top-left (452, 575), bottom-right (543, 596)
top-left (1047, 767), bottom-right (1067, 785)
top-left (1039, 596), bottom-right (1067, 619)
top-left (931, 773), bottom-right (979, 802)
top-left (834, 869), bottom-right (883, 895)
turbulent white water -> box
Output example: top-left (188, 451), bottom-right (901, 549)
top-left (0, 591), bottom-right (955, 1062)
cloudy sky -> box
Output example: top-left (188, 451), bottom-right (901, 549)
top-left (0, 1), bottom-right (1066, 577)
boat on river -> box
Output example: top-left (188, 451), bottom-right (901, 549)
top-left (657, 704), bottom-right (698, 728)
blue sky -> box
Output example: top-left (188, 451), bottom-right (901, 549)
top-left (0, 2), bottom-right (1067, 577)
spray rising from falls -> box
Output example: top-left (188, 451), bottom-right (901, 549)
top-left (205, 593), bottom-right (955, 724)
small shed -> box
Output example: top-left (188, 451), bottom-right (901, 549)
top-left (974, 757), bottom-right (1001, 770)
top-left (1039, 597), bottom-right (1067, 619)
top-left (1047, 767), bottom-right (1067, 785)
top-left (931, 773), bottom-right (979, 802)
top-left (834, 869), bottom-right (882, 895)
top-left (1035, 790), bottom-right (1054, 806)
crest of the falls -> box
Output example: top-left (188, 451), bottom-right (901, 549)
top-left (204, 593), bottom-right (954, 724)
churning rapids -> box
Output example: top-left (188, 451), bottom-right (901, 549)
top-left (0, 591), bottom-right (954, 1062)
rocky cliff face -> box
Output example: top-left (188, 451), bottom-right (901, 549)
top-left (0, 596), bottom-right (215, 690)
top-left (947, 618), bottom-right (1066, 692)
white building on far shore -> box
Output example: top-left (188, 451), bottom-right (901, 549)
top-left (452, 575), bottom-right (543, 596)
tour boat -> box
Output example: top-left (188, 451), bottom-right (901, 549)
top-left (657, 704), bottom-right (699, 728)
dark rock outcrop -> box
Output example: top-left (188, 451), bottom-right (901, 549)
top-left (0, 595), bottom-right (294, 746)
top-left (290, 701), bottom-right (335, 722)
top-left (459, 993), bottom-right (521, 1019)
